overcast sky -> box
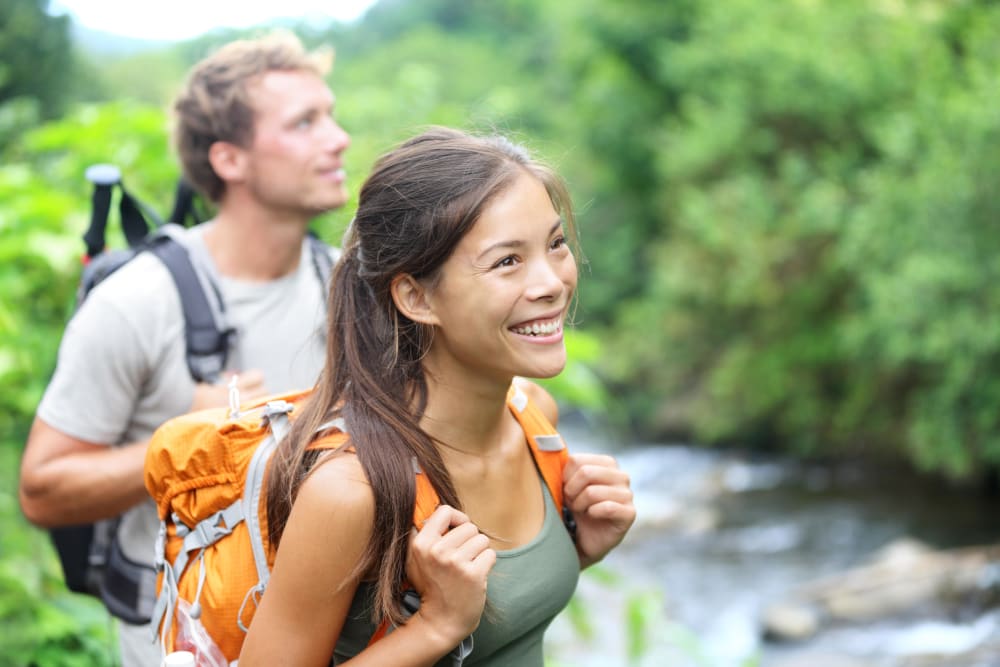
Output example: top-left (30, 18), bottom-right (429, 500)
top-left (49, 0), bottom-right (379, 41)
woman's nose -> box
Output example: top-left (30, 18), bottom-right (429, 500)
top-left (526, 256), bottom-right (573, 301)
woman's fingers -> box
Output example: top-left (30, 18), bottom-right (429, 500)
top-left (582, 498), bottom-right (638, 522)
top-left (469, 541), bottom-right (497, 576)
top-left (410, 505), bottom-right (493, 572)
top-left (419, 504), bottom-right (471, 534)
top-left (563, 453), bottom-right (631, 500)
top-left (450, 531), bottom-right (493, 566)
top-left (566, 483), bottom-right (634, 514)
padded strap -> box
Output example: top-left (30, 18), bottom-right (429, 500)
top-left (148, 234), bottom-right (233, 383)
top-left (505, 383), bottom-right (568, 511)
top-left (306, 232), bottom-right (336, 290)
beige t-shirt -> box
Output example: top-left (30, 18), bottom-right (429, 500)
top-left (38, 223), bottom-right (329, 570)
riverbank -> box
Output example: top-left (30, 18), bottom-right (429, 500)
top-left (544, 419), bottom-right (1000, 666)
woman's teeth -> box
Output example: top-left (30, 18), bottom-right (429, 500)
top-left (512, 320), bottom-right (560, 336)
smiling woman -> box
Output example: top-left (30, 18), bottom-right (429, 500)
top-left (48, 0), bottom-right (378, 40)
top-left (232, 126), bottom-right (637, 666)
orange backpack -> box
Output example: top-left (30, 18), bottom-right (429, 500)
top-left (143, 382), bottom-right (568, 664)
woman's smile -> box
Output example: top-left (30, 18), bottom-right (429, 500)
top-left (509, 314), bottom-right (564, 339)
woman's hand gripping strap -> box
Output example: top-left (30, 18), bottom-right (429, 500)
top-left (366, 458), bottom-right (475, 665)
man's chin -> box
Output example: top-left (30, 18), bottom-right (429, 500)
top-left (312, 191), bottom-right (350, 214)
top-left (303, 198), bottom-right (348, 218)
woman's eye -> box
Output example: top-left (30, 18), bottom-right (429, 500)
top-left (550, 235), bottom-right (567, 250)
top-left (494, 255), bottom-right (518, 269)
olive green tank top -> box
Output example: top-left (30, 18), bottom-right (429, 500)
top-left (333, 480), bottom-right (580, 666)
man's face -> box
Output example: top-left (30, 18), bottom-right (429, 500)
top-left (239, 69), bottom-right (351, 218)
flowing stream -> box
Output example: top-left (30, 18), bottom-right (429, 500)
top-left (543, 416), bottom-right (1000, 666)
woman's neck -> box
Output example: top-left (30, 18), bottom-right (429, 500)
top-left (420, 375), bottom-right (513, 459)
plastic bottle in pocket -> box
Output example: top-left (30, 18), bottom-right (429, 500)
top-left (173, 598), bottom-right (228, 667)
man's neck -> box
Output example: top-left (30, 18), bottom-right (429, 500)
top-left (204, 206), bottom-right (310, 281)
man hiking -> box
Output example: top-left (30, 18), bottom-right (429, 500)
top-left (19, 31), bottom-right (350, 666)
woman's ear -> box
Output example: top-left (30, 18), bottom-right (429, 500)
top-left (391, 274), bottom-right (439, 326)
top-left (208, 141), bottom-right (247, 184)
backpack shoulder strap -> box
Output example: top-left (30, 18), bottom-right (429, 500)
top-left (412, 459), bottom-right (440, 528)
top-left (146, 228), bottom-right (233, 383)
top-left (306, 421), bottom-right (349, 454)
top-left (506, 383), bottom-right (568, 511)
top-left (306, 232), bottom-right (337, 291)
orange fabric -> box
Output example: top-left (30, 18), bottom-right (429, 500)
top-left (145, 389), bottom-right (321, 661)
top-left (506, 385), bottom-right (568, 511)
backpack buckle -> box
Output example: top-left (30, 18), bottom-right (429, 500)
top-left (262, 400), bottom-right (295, 418)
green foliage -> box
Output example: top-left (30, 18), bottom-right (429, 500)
top-left (833, 10), bottom-right (1000, 475)
top-left (0, 443), bottom-right (115, 667)
top-left (93, 51), bottom-right (189, 106)
top-left (537, 329), bottom-right (613, 415)
top-left (0, 0), bottom-right (75, 125)
top-left (590, 0), bottom-right (1000, 477)
top-left (0, 102), bottom-right (178, 441)
top-left (625, 590), bottom-right (663, 663)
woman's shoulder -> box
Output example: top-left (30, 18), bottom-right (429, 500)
top-left (294, 450), bottom-right (374, 529)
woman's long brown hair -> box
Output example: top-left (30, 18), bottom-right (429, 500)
top-left (265, 127), bottom-right (576, 627)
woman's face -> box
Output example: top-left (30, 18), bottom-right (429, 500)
top-left (422, 171), bottom-right (578, 384)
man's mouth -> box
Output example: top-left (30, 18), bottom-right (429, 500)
top-left (319, 167), bottom-right (346, 183)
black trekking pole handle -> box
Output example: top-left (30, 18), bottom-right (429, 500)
top-left (82, 164), bottom-right (122, 261)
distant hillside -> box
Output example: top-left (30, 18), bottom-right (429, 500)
top-left (70, 22), bottom-right (176, 55)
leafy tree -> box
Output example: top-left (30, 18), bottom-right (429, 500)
top-left (598, 0), bottom-right (1000, 477)
top-left (0, 0), bottom-right (75, 122)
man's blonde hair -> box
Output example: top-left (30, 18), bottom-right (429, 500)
top-left (173, 31), bottom-right (333, 202)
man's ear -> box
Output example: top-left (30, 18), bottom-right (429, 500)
top-left (208, 141), bottom-right (247, 184)
top-left (391, 274), bottom-right (439, 326)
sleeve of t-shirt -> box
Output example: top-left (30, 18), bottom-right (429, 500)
top-left (36, 292), bottom-right (153, 446)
